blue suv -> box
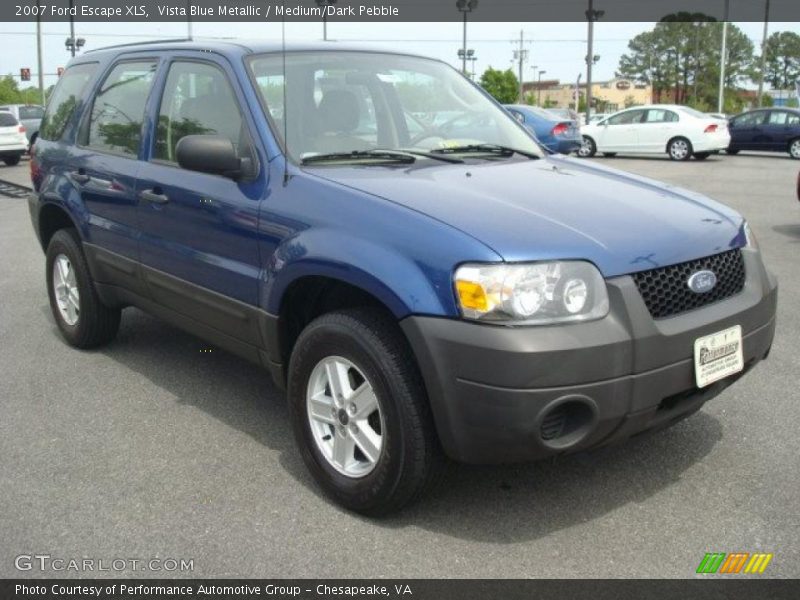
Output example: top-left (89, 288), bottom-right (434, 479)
top-left (29, 41), bottom-right (777, 515)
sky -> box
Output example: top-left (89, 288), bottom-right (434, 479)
top-left (0, 20), bottom-right (795, 92)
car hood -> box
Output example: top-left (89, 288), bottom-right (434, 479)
top-left (307, 155), bottom-right (745, 278)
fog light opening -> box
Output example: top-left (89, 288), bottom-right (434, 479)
top-left (538, 397), bottom-right (597, 450)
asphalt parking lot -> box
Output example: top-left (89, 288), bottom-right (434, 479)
top-left (0, 152), bottom-right (798, 579)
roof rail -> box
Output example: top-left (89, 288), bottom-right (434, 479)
top-left (83, 38), bottom-right (192, 54)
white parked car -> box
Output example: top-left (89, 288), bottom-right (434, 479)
top-left (578, 105), bottom-right (731, 161)
top-left (0, 111), bottom-right (28, 166)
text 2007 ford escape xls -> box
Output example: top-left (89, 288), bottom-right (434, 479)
top-left (28, 41), bottom-right (777, 515)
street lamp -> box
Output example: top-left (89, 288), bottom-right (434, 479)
top-left (457, 48), bottom-right (477, 79)
top-left (537, 70), bottom-right (546, 106)
top-left (315, 0), bottom-right (338, 41)
top-left (456, 0), bottom-right (478, 75)
top-left (65, 36), bottom-right (85, 57)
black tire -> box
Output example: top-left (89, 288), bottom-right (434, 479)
top-left (287, 307), bottom-right (442, 516)
top-left (3, 154), bottom-right (21, 166)
top-left (667, 137), bottom-right (693, 161)
top-left (693, 152), bottom-right (711, 160)
top-left (789, 138), bottom-right (800, 160)
top-left (578, 136), bottom-right (596, 158)
top-left (45, 228), bottom-right (121, 348)
top-left (725, 148), bottom-right (739, 155)
top-left (602, 152), bottom-right (617, 158)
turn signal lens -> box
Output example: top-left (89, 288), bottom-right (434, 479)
top-left (456, 280), bottom-right (489, 312)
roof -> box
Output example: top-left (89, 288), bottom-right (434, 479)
top-left (81, 38), bottom-right (431, 61)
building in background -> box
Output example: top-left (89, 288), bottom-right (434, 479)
top-left (521, 77), bottom-right (652, 112)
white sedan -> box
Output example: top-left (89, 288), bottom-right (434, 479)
top-left (578, 104), bottom-right (731, 161)
top-left (0, 111), bottom-right (29, 166)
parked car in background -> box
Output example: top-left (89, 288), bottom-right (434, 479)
top-left (0, 111), bottom-right (28, 165)
top-left (579, 104), bottom-right (730, 161)
top-left (727, 108), bottom-right (800, 159)
top-left (0, 104), bottom-right (44, 147)
top-left (505, 104), bottom-right (582, 154)
top-left (586, 113), bottom-right (609, 125)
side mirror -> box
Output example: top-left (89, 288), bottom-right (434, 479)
top-left (176, 135), bottom-right (243, 180)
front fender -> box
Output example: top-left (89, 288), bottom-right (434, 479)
top-left (264, 227), bottom-right (454, 319)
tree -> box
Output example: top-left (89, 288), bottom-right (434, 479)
top-left (760, 31), bottom-right (800, 91)
top-left (479, 68), bottom-right (519, 104)
top-left (618, 16), bottom-right (754, 109)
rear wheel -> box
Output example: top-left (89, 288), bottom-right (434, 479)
top-left (287, 308), bottom-right (441, 516)
top-left (789, 138), bottom-right (800, 160)
top-left (578, 136), bottom-right (596, 158)
top-left (693, 152), bottom-right (711, 160)
top-left (46, 229), bottom-right (121, 348)
top-left (668, 137), bottom-right (692, 161)
top-left (725, 148), bottom-right (739, 155)
top-left (3, 154), bottom-right (21, 166)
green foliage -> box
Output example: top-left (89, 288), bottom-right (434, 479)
top-left (479, 67), bottom-right (519, 104)
top-left (618, 15), bottom-right (754, 108)
top-left (0, 74), bottom-right (44, 104)
top-left (760, 31), bottom-right (800, 91)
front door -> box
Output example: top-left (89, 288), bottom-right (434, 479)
top-left (135, 56), bottom-right (267, 346)
top-left (596, 109), bottom-right (645, 152)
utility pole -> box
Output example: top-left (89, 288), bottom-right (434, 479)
top-left (36, 0), bottom-right (44, 104)
top-left (717, 0), bottom-right (730, 113)
top-left (756, 0), bottom-right (770, 107)
top-left (187, 0), bottom-right (193, 40)
top-left (68, 0), bottom-right (75, 57)
top-left (456, 1), bottom-right (478, 75)
top-left (538, 70), bottom-right (546, 106)
top-left (585, 0), bottom-right (604, 124)
top-left (512, 30), bottom-right (529, 103)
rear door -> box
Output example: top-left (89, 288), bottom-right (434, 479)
top-left (764, 110), bottom-right (799, 151)
top-left (134, 54), bottom-right (266, 345)
top-left (638, 108), bottom-right (679, 152)
top-left (729, 111), bottom-right (768, 150)
top-left (71, 58), bottom-right (159, 289)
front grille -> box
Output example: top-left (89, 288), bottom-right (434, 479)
top-left (632, 248), bottom-right (746, 319)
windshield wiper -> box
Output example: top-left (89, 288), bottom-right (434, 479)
top-left (388, 149), bottom-right (465, 164)
top-left (430, 144), bottom-right (540, 160)
top-left (301, 150), bottom-right (416, 165)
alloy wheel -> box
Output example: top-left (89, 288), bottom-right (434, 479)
top-left (790, 140), bottom-right (800, 159)
top-left (306, 356), bottom-right (384, 478)
top-left (52, 254), bottom-right (80, 326)
top-left (670, 139), bottom-right (689, 160)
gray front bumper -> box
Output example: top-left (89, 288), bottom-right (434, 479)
top-left (402, 249), bottom-right (777, 464)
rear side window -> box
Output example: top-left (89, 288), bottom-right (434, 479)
top-left (645, 109), bottom-right (678, 123)
top-left (0, 112), bottom-right (17, 127)
top-left (39, 63), bottom-right (98, 141)
top-left (19, 106), bottom-right (44, 120)
top-left (154, 61), bottom-right (253, 165)
top-left (85, 60), bottom-right (158, 156)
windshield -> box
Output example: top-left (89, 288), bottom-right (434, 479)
top-left (247, 51), bottom-right (543, 162)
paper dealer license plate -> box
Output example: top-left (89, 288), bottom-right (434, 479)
top-left (693, 325), bottom-right (744, 388)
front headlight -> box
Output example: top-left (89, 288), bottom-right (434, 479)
top-left (454, 261), bottom-right (609, 325)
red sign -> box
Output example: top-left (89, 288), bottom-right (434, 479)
top-left (20, 68), bottom-right (31, 82)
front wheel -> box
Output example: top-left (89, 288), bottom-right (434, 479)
top-left (46, 229), bottom-right (121, 348)
top-left (726, 148), bottom-right (740, 155)
top-left (287, 308), bottom-right (441, 516)
top-left (789, 139), bottom-right (800, 160)
top-left (668, 137), bottom-right (692, 161)
top-left (693, 152), bottom-right (711, 161)
top-left (578, 136), bottom-right (596, 158)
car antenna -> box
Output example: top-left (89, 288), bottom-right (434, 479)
top-left (281, 0), bottom-right (290, 186)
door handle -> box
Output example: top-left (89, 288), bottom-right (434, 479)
top-left (139, 189), bottom-right (169, 205)
top-left (69, 170), bottom-right (90, 185)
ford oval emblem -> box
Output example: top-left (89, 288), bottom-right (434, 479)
top-left (687, 270), bottom-right (717, 294)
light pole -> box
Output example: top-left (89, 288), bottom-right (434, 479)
top-left (718, 0), bottom-right (730, 113)
top-left (458, 49), bottom-right (477, 80)
top-left (315, 0), bottom-right (338, 41)
top-left (537, 70), bottom-right (546, 106)
top-left (456, 0), bottom-right (478, 75)
top-left (756, 0), bottom-right (770, 108)
top-left (585, 0), bottom-right (604, 124)
top-left (65, 36), bottom-right (85, 57)
top-left (36, 0), bottom-right (44, 104)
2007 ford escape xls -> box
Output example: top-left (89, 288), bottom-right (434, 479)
top-left (29, 41), bottom-right (777, 515)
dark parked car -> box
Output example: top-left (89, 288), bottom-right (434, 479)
top-left (29, 41), bottom-right (777, 515)
top-left (505, 104), bottom-right (582, 154)
top-left (727, 108), bottom-right (800, 159)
